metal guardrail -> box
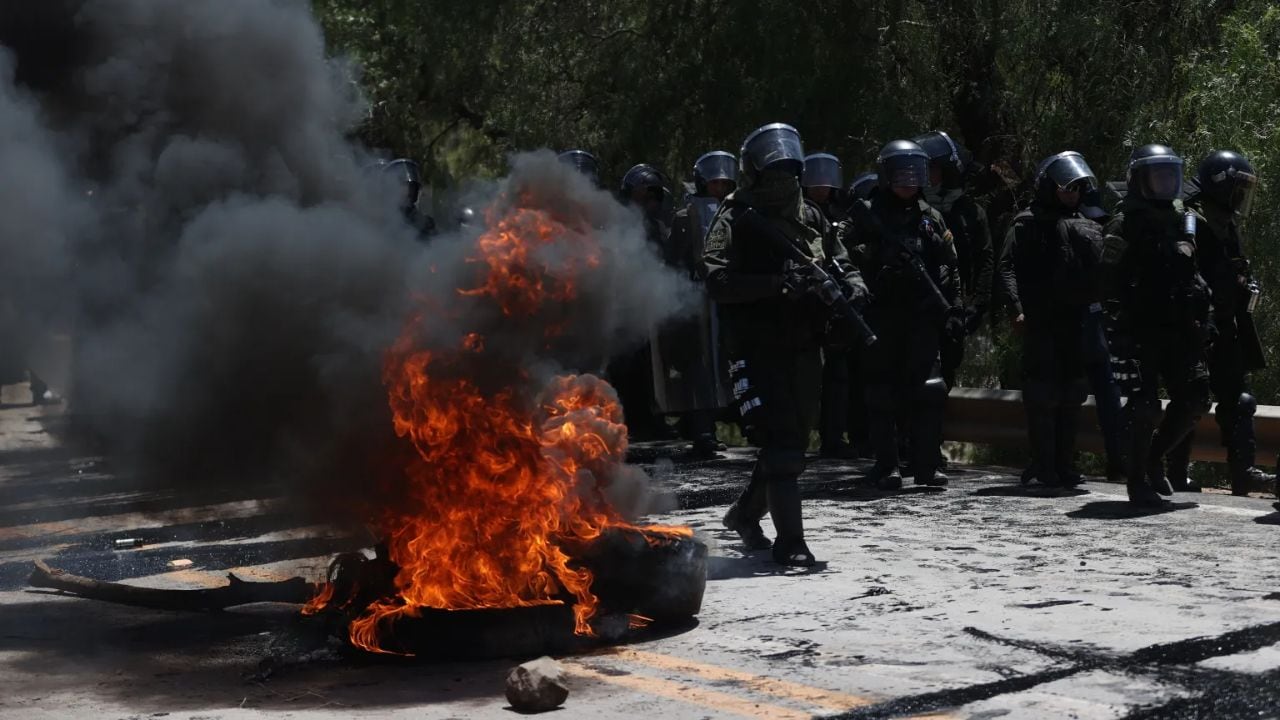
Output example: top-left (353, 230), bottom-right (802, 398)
top-left (943, 388), bottom-right (1280, 464)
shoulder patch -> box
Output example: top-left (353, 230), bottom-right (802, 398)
top-left (704, 215), bottom-right (731, 253)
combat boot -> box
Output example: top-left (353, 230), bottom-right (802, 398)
top-left (1025, 402), bottom-right (1059, 487)
top-left (767, 478), bottom-right (816, 567)
top-left (1127, 477), bottom-right (1166, 507)
top-left (1054, 403), bottom-right (1084, 488)
top-left (862, 463), bottom-right (903, 491)
top-left (1165, 436), bottom-right (1197, 492)
top-left (1230, 465), bottom-right (1274, 497)
top-left (1145, 447), bottom-right (1175, 496)
top-left (722, 463), bottom-right (771, 550)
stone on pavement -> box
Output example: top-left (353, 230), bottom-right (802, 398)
top-left (505, 656), bottom-right (569, 713)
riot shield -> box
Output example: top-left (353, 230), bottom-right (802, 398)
top-left (650, 198), bottom-right (731, 414)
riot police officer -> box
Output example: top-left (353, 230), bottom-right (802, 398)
top-left (378, 158), bottom-right (436, 239)
top-left (657, 151), bottom-right (739, 458)
top-left (1162, 151), bottom-right (1273, 495)
top-left (843, 140), bottom-right (960, 489)
top-left (558, 150), bottom-right (601, 186)
top-left (1104, 144), bottom-right (1212, 506)
top-left (827, 170), bottom-right (881, 458)
top-left (1000, 152), bottom-right (1103, 487)
top-left (611, 163), bottom-right (674, 440)
top-left (704, 123), bottom-right (868, 566)
top-left (802, 153), bottom-right (858, 458)
top-left (911, 131), bottom-right (994, 387)
top-left (802, 153), bottom-right (844, 221)
top-left (847, 172), bottom-right (879, 204)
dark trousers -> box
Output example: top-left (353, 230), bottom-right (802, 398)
top-left (862, 313), bottom-right (945, 482)
top-left (728, 343), bottom-right (821, 545)
top-left (1128, 333), bottom-right (1211, 486)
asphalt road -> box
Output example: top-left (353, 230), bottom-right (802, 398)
top-left (2, 386), bottom-right (1280, 720)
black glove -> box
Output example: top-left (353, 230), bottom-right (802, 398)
top-left (781, 261), bottom-right (820, 298)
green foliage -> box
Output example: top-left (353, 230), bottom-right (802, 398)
top-left (314, 0), bottom-right (1280, 400)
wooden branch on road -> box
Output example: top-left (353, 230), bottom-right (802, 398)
top-left (28, 560), bottom-right (317, 611)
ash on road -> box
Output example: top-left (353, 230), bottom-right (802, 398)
top-left (2, 391), bottom-right (1279, 720)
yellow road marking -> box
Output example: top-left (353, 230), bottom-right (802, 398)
top-left (566, 663), bottom-right (811, 720)
top-left (606, 646), bottom-right (870, 711)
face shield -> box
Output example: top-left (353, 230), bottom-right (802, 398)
top-left (802, 153), bottom-right (842, 189)
top-left (847, 172), bottom-right (878, 201)
top-left (694, 151), bottom-right (737, 184)
top-left (1211, 166), bottom-right (1260, 217)
top-left (1039, 152), bottom-right (1098, 193)
top-left (884, 155), bottom-right (929, 189)
top-left (741, 123), bottom-right (805, 179)
top-left (1130, 155), bottom-right (1184, 201)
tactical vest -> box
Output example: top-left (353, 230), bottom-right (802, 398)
top-left (1117, 199), bottom-right (1208, 329)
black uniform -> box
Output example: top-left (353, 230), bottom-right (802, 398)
top-left (1164, 152), bottom-right (1269, 494)
top-left (1001, 210), bottom-right (1101, 486)
top-left (914, 132), bottom-right (995, 387)
top-left (704, 123), bottom-right (868, 567)
top-left (660, 190), bottom-right (731, 455)
top-left (611, 164), bottom-right (674, 440)
top-left (844, 190), bottom-right (959, 488)
top-left (1104, 147), bottom-right (1212, 506)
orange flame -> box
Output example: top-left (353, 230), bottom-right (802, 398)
top-left (300, 582), bottom-right (335, 616)
top-left (321, 200), bottom-right (689, 654)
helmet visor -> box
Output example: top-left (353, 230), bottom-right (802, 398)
top-left (1131, 156), bottom-right (1184, 201)
top-left (884, 156), bottom-right (929, 189)
top-left (1042, 152), bottom-right (1098, 192)
top-left (694, 152), bottom-right (738, 184)
top-left (559, 151), bottom-right (600, 181)
top-left (802, 154), bottom-right (842, 188)
top-left (1214, 169), bottom-right (1260, 217)
top-left (743, 126), bottom-right (805, 177)
top-left (847, 172), bottom-right (878, 200)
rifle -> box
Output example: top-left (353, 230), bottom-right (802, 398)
top-left (737, 208), bottom-right (877, 347)
top-left (895, 218), bottom-right (957, 316)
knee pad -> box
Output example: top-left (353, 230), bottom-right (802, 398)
top-left (1237, 392), bottom-right (1258, 417)
top-left (758, 448), bottom-right (807, 477)
top-left (916, 376), bottom-right (948, 410)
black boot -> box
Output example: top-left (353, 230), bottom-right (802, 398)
top-left (1146, 447), bottom-right (1174, 496)
top-left (1027, 408), bottom-right (1059, 486)
top-left (29, 372), bottom-right (48, 406)
top-left (912, 377), bottom-right (948, 486)
top-left (865, 410), bottom-right (902, 490)
top-left (767, 477), bottom-right (816, 567)
top-left (1126, 400), bottom-right (1165, 507)
top-left (1054, 402), bottom-right (1084, 487)
top-left (1230, 464), bottom-right (1274, 497)
top-left (1228, 421), bottom-right (1273, 496)
top-left (819, 441), bottom-right (859, 459)
top-left (1165, 434), bottom-right (1196, 491)
top-left (1147, 399), bottom-right (1203, 496)
top-left (1127, 477), bottom-right (1166, 507)
top-left (723, 463), bottom-right (771, 550)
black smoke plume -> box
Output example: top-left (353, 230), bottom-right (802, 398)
top-left (0, 0), bottom-right (692, 522)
